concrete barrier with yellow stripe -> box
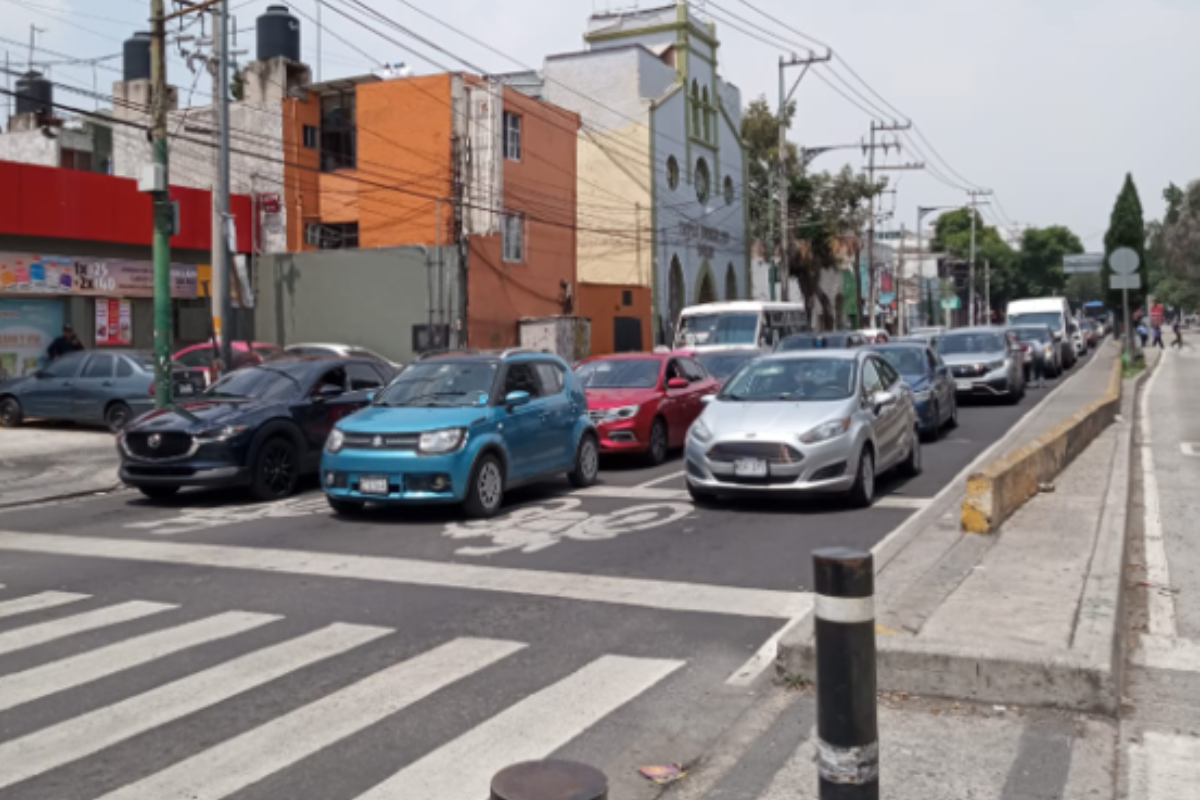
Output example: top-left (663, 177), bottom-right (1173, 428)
top-left (961, 352), bottom-right (1124, 534)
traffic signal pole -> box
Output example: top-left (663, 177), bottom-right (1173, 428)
top-left (150, 0), bottom-right (172, 409)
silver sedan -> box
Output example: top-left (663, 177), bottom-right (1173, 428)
top-left (684, 350), bottom-right (922, 508)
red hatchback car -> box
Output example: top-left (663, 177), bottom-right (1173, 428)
top-left (574, 352), bottom-right (719, 464)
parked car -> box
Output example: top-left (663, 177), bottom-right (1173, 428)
top-left (939, 327), bottom-right (1025, 403)
top-left (118, 357), bottom-right (395, 501)
top-left (0, 350), bottom-right (208, 433)
top-left (575, 352), bottom-right (719, 465)
top-left (775, 331), bottom-right (868, 352)
top-left (676, 347), bottom-right (760, 387)
top-left (321, 349), bottom-right (597, 518)
top-left (867, 342), bottom-right (958, 439)
top-left (1079, 319), bottom-right (1101, 349)
top-left (1007, 325), bottom-right (1061, 379)
top-left (285, 342), bottom-right (399, 368)
top-left (859, 328), bottom-right (890, 343)
top-left (1006, 297), bottom-right (1074, 370)
top-left (684, 350), bottom-right (921, 508)
top-left (172, 341), bottom-right (286, 384)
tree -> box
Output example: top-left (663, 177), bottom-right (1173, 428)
top-left (1017, 225), bottom-right (1084, 298)
top-left (1147, 181), bottom-right (1200, 313)
top-left (230, 67), bottom-right (246, 102)
top-left (740, 97), bottom-right (798, 245)
top-left (931, 208), bottom-right (1020, 318)
top-left (1102, 173), bottom-right (1147, 309)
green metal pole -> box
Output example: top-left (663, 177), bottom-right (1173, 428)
top-left (151, 0), bottom-right (172, 408)
top-left (768, 167), bottom-right (777, 301)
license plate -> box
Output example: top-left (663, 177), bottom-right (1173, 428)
top-left (734, 458), bottom-right (768, 478)
top-left (956, 380), bottom-right (973, 391)
top-left (359, 476), bottom-right (389, 495)
top-left (177, 384), bottom-right (194, 396)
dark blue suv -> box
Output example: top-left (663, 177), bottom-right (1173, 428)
top-left (322, 349), bottom-right (599, 517)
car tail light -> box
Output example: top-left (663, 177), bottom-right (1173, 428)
top-left (148, 381), bottom-right (156, 397)
top-left (1020, 344), bottom-right (1029, 352)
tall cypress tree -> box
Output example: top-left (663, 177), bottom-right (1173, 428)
top-left (1102, 173), bottom-right (1147, 311)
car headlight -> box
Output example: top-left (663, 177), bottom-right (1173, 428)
top-left (325, 428), bottom-right (345, 454)
top-left (418, 427), bottom-right (466, 454)
top-left (800, 418), bottom-right (851, 444)
top-left (599, 404), bottom-right (640, 422)
top-left (197, 424), bottom-right (249, 441)
top-left (690, 418), bottom-right (713, 443)
top-left (987, 359), bottom-right (1006, 371)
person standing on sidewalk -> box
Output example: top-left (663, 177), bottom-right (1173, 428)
top-left (1152, 324), bottom-right (1165, 349)
top-left (1171, 319), bottom-right (1184, 349)
top-left (1137, 322), bottom-right (1149, 348)
top-left (1029, 339), bottom-right (1047, 388)
top-left (46, 325), bottom-right (84, 361)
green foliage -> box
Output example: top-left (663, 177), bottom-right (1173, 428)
top-left (1017, 225), bottom-right (1084, 297)
top-left (230, 67), bottom-right (246, 102)
top-left (1102, 173), bottom-right (1148, 308)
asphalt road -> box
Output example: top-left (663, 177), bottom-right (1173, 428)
top-left (0, 350), bottom-right (1096, 800)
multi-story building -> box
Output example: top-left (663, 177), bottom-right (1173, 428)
top-left (540, 1), bottom-right (748, 350)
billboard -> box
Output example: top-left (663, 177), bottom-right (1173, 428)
top-left (0, 298), bottom-right (63, 381)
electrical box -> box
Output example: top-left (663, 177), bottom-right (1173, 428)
top-left (138, 163), bottom-right (166, 193)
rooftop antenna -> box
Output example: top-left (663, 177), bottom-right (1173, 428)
top-left (28, 24), bottom-right (46, 70)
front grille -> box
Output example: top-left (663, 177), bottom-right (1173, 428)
top-left (343, 433), bottom-right (420, 451)
top-left (951, 364), bottom-right (987, 378)
top-left (708, 441), bottom-right (803, 464)
top-left (125, 432), bottom-right (194, 460)
top-left (721, 473), bottom-right (797, 486)
top-left (125, 465), bottom-right (196, 477)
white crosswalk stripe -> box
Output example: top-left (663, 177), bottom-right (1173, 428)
top-left (0, 610), bottom-right (281, 713)
top-left (356, 654), bottom-right (684, 800)
top-left (0, 590), bottom-right (90, 620)
top-left (96, 637), bottom-right (526, 800)
top-left (0, 622), bottom-right (390, 790)
top-left (0, 600), bottom-right (175, 656)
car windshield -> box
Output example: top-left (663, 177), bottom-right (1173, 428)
top-left (375, 361), bottom-right (497, 407)
top-left (576, 358), bottom-right (660, 389)
top-left (676, 312), bottom-right (758, 346)
top-left (721, 358), bottom-right (856, 402)
top-left (204, 366), bottom-right (299, 401)
top-left (695, 351), bottom-right (758, 381)
top-left (1008, 312), bottom-right (1062, 330)
top-left (776, 335), bottom-right (818, 352)
top-left (876, 348), bottom-right (927, 376)
top-left (940, 333), bottom-right (1006, 355)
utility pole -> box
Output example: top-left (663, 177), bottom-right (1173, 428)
top-left (150, 0), bottom-right (172, 408)
top-left (778, 49), bottom-right (831, 304)
top-left (967, 188), bottom-right (993, 326)
top-left (214, 0), bottom-right (233, 374)
top-left (767, 166), bottom-right (776, 301)
top-left (916, 205), bottom-right (956, 329)
top-left (897, 223), bottom-right (907, 335)
top-left (984, 258), bottom-right (991, 324)
top-left (865, 120), bottom-right (919, 327)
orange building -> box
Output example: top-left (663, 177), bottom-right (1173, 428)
top-left (281, 72), bottom-right (580, 349)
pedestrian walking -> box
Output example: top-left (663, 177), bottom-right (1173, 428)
top-left (1152, 324), bottom-right (1164, 349)
top-left (46, 324), bottom-right (84, 361)
top-left (1136, 323), bottom-right (1148, 348)
top-left (1171, 319), bottom-right (1184, 349)
top-left (1030, 341), bottom-right (1046, 388)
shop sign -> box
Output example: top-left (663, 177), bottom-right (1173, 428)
top-left (0, 298), bottom-right (63, 381)
top-left (0, 254), bottom-right (197, 299)
top-left (95, 298), bottom-right (133, 346)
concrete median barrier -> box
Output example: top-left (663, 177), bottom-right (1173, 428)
top-left (960, 353), bottom-right (1123, 534)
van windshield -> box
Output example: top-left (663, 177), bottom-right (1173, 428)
top-left (675, 313), bottom-right (759, 347)
top-left (1008, 312), bottom-right (1063, 330)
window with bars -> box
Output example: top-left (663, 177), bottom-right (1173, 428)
top-left (502, 213), bottom-right (525, 262)
top-left (503, 112), bottom-right (522, 161)
top-left (319, 92), bottom-right (356, 171)
top-left (305, 222), bottom-right (360, 250)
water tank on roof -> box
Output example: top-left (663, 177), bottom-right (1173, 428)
top-left (124, 32), bottom-right (152, 82)
top-left (15, 71), bottom-right (52, 116)
top-left (257, 4), bottom-right (301, 63)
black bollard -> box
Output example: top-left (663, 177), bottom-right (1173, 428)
top-left (490, 760), bottom-right (607, 800)
top-left (812, 547), bottom-right (879, 799)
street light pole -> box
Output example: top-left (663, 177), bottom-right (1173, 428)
top-left (966, 189), bottom-right (992, 326)
top-left (150, 0), bottom-right (172, 409)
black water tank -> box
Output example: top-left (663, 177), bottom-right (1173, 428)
top-left (257, 4), bottom-right (301, 63)
top-left (15, 71), bottom-right (52, 115)
top-left (124, 31), bottom-right (152, 82)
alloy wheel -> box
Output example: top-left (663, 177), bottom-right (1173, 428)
top-left (862, 451), bottom-right (875, 501)
top-left (477, 460), bottom-right (503, 511)
top-left (262, 443), bottom-right (296, 496)
top-left (580, 437), bottom-right (599, 481)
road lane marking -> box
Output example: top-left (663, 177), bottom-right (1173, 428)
top-left (96, 637), bottom-right (526, 800)
top-left (355, 655), bottom-right (684, 800)
top-left (0, 590), bottom-right (90, 620)
top-left (1140, 357), bottom-right (1176, 638)
top-left (0, 600), bottom-right (175, 657)
top-left (873, 497), bottom-right (931, 510)
top-left (1127, 731), bottom-right (1200, 799)
top-left (1133, 634), bottom-right (1200, 674)
top-left (578, 486), bottom-right (689, 500)
top-left (0, 622), bottom-right (390, 791)
top-left (125, 496), bottom-right (329, 536)
top-left (0, 611), bottom-right (281, 713)
top-left (636, 470), bottom-right (686, 489)
top-left (0, 531), bottom-right (809, 619)
top-left (725, 608), bottom-right (811, 687)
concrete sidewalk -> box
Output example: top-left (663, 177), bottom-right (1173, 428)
top-left (0, 424), bottom-right (122, 508)
top-left (778, 340), bottom-right (1137, 712)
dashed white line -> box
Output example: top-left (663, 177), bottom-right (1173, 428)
top-left (1140, 358), bottom-right (1176, 638)
top-left (636, 470), bottom-right (686, 489)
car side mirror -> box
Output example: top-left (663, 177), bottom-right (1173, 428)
top-left (505, 390), bottom-right (532, 408)
top-left (873, 390), bottom-right (895, 414)
top-left (667, 377), bottom-right (689, 389)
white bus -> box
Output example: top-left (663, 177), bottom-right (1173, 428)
top-left (673, 301), bottom-right (810, 352)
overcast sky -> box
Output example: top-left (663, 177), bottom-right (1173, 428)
top-left (4, 0), bottom-right (1197, 249)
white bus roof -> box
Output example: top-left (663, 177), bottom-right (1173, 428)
top-left (679, 301), bottom-right (805, 314)
top-left (1007, 298), bottom-right (1068, 310)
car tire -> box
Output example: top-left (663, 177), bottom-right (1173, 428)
top-left (137, 485), bottom-right (179, 501)
top-left (464, 453), bottom-right (505, 519)
top-left (922, 402), bottom-right (941, 442)
top-left (327, 497), bottom-right (366, 516)
top-left (848, 447), bottom-right (875, 509)
top-left (105, 401), bottom-right (134, 434)
top-left (687, 482), bottom-right (718, 506)
top-left (899, 430), bottom-right (923, 477)
top-left (249, 436), bottom-right (300, 501)
top-left (568, 434), bottom-right (600, 488)
top-left (645, 419), bottom-right (669, 466)
top-left (0, 396), bottom-right (23, 428)
top-left (946, 398), bottom-right (959, 429)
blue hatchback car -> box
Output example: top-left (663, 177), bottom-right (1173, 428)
top-left (321, 350), bottom-right (599, 517)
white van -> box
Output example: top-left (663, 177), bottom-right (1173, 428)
top-left (1006, 297), bottom-right (1075, 370)
top-left (673, 302), bottom-right (809, 352)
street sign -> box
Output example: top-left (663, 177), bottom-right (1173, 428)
top-left (1110, 247), bottom-right (1140, 275)
top-left (1063, 254), bottom-right (1103, 274)
top-left (1110, 273), bottom-right (1141, 290)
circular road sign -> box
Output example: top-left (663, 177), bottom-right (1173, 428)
top-left (1110, 247), bottom-right (1140, 275)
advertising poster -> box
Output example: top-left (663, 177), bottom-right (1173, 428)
top-left (95, 298), bottom-right (132, 346)
top-left (0, 299), bottom-right (63, 382)
top-left (0, 253), bottom-right (197, 298)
